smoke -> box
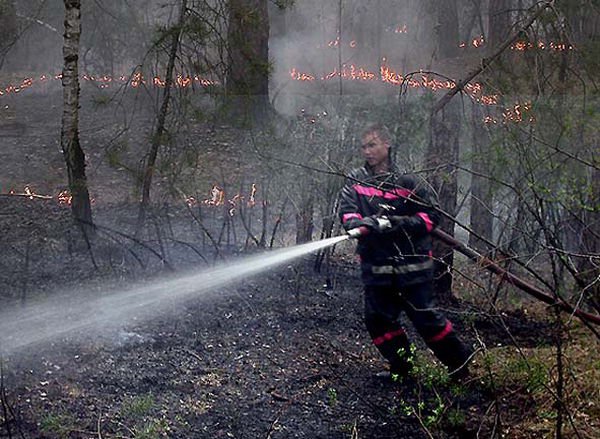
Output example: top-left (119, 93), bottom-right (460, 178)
top-left (268, 0), bottom-right (437, 114)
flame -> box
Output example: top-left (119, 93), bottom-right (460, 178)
top-left (456, 36), bottom-right (572, 51)
top-left (228, 194), bottom-right (242, 216)
top-left (8, 186), bottom-right (53, 200)
top-left (510, 40), bottom-right (574, 51)
top-left (501, 101), bottom-right (534, 124)
top-left (2, 186), bottom-right (69, 203)
top-left (184, 184), bottom-right (258, 215)
top-left (5, 184), bottom-right (260, 216)
top-left (24, 185), bottom-right (34, 199)
top-left (483, 101), bottom-right (535, 125)
top-left (56, 190), bottom-right (72, 205)
top-left (185, 196), bottom-right (196, 207)
top-left (394, 24), bottom-right (408, 34)
top-left (472, 35), bottom-right (485, 48)
top-left (204, 185), bottom-right (225, 206)
top-left (247, 183), bottom-right (257, 208)
top-left (290, 68), bottom-right (315, 81)
top-left (0, 72), bottom-right (218, 98)
top-left (291, 59), bottom-right (498, 105)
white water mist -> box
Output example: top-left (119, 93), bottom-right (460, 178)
top-left (0, 235), bottom-right (349, 355)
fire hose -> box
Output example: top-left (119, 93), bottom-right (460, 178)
top-left (346, 224), bottom-right (600, 326)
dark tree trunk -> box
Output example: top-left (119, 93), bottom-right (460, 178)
top-left (137, 0), bottom-right (187, 233)
top-left (427, 99), bottom-right (461, 300)
top-left (61, 0), bottom-right (93, 236)
top-left (468, 104), bottom-right (493, 253)
top-left (0, 0), bottom-right (17, 68)
top-left (488, 0), bottom-right (512, 48)
top-left (295, 196), bottom-right (314, 244)
top-left (577, 168), bottom-right (600, 312)
top-left (557, 0), bottom-right (599, 44)
top-left (436, 0), bottom-right (460, 59)
top-left (226, 0), bottom-right (270, 119)
top-left (426, 0), bottom-right (461, 300)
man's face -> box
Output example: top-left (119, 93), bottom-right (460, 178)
top-left (361, 131), bottom-right (390, 170)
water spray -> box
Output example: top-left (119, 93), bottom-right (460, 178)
top-left (0, 234), bottom-right (351, 356)
top-left (3, 222), bottom-right (595, 357)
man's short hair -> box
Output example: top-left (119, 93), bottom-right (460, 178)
top-left (362, 123), bottom-right (392, 145)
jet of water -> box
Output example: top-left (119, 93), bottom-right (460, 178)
top-left (0, 235), bottom-right (349, 355)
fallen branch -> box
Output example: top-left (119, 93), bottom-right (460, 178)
top-left (433, 228), bottom-right (600, 326)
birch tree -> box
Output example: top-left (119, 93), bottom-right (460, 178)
top-left (61, 0), bottom-right (93, 235)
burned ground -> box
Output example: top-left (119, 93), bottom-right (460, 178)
top-left (0, 89), bottom-right (597, 439)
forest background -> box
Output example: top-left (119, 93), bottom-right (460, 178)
top-left (0, 1), bottom-right (599, 438)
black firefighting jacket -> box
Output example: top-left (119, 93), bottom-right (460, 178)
top-left (339, 164), bottom-right (440, 286)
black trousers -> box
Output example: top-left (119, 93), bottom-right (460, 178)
top-left (364, 281), bottom-right (470, 373)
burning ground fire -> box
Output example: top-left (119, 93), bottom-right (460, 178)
top-left (185, 183), bottom-right (258, 216)
top-left (2, 184), bottom-right (258, 217)
top-left (460, 36), bottom-right (574, 51)
top-left (0, 72), bottom-right (218, 98)
top-left (0, 34), bottom-right (573, 99)
top-left (290, 60), bottom-right (500, 106)
top-left (484, 101), bottom-right (535, 125)
top-left (2, 186), bottom-right (73, 205)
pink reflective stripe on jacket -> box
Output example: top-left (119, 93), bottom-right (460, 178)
top-left (353, 184), bottom-right (413, 200)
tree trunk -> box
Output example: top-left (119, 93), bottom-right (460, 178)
top-left (226, 0), bottom-right (270, 119)
top-left (468, 104), bottom-right (493, 253)
top-left (426, 0), bottom-right (461, 300)
top-left (0, 0), bottom-right (17, 68)
top-left (488, 0), bottom-right (512, 48)
top-left (295, 196), bottom-right (314, 244)
top-left (578, 167), bottom-right (600, 312)
top-left (61, 0), bottom-right (93, 236)
top-left (427, 99), bottom-right (461, 300)
top-left (137, 0), bottom-right (187, 233)
top-left (435, 0), bottom-right (459, 59)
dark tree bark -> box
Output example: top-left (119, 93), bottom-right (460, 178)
top-left (488, 0), bottom-right (512, 48)
top-left (426, 0), bottom-right (461, 300)
top-left (426, 99), bottom-right (461, 300)
top-left (468, 104), bottom-right (493, 253)
top-left (61, 0), bottom-right (93, 235)
top-left (557, 0), bottom-right (599, 44)
top-left (137, 0), bottom-right (187, 233)
top-left (226, 0), bottom-right (270, 118)
top-left (295, 196), bottom-right (314, 244)
top-left (435, 0), bottom-right (460, 59)
top-left (0, 0), bottom-right (18, 69)
top-left (577, 168), bottom-right (600, 313)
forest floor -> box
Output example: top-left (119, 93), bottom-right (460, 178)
top-left (1, 87), bottom-right (599, 439)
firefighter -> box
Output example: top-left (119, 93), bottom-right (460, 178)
top-left (339, 123), bottom-right (472, 382)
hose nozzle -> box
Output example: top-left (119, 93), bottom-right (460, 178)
top-left (346, 217), bottom-right (391, 239)
top-left (346, 226), bottom-right (369, 239)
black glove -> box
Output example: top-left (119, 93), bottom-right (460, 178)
top-left (388, 215), bottom-right (411, 228)
top-left (388, 215), bottom-right (428, 234)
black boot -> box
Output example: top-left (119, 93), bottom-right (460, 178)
top-left (375, 349), bottom-right (415, 383)
top-left (428, 333), bottom-right (473, 381)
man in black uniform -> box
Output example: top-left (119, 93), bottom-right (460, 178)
top-left (339, 124), bottom-right (471, 381)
